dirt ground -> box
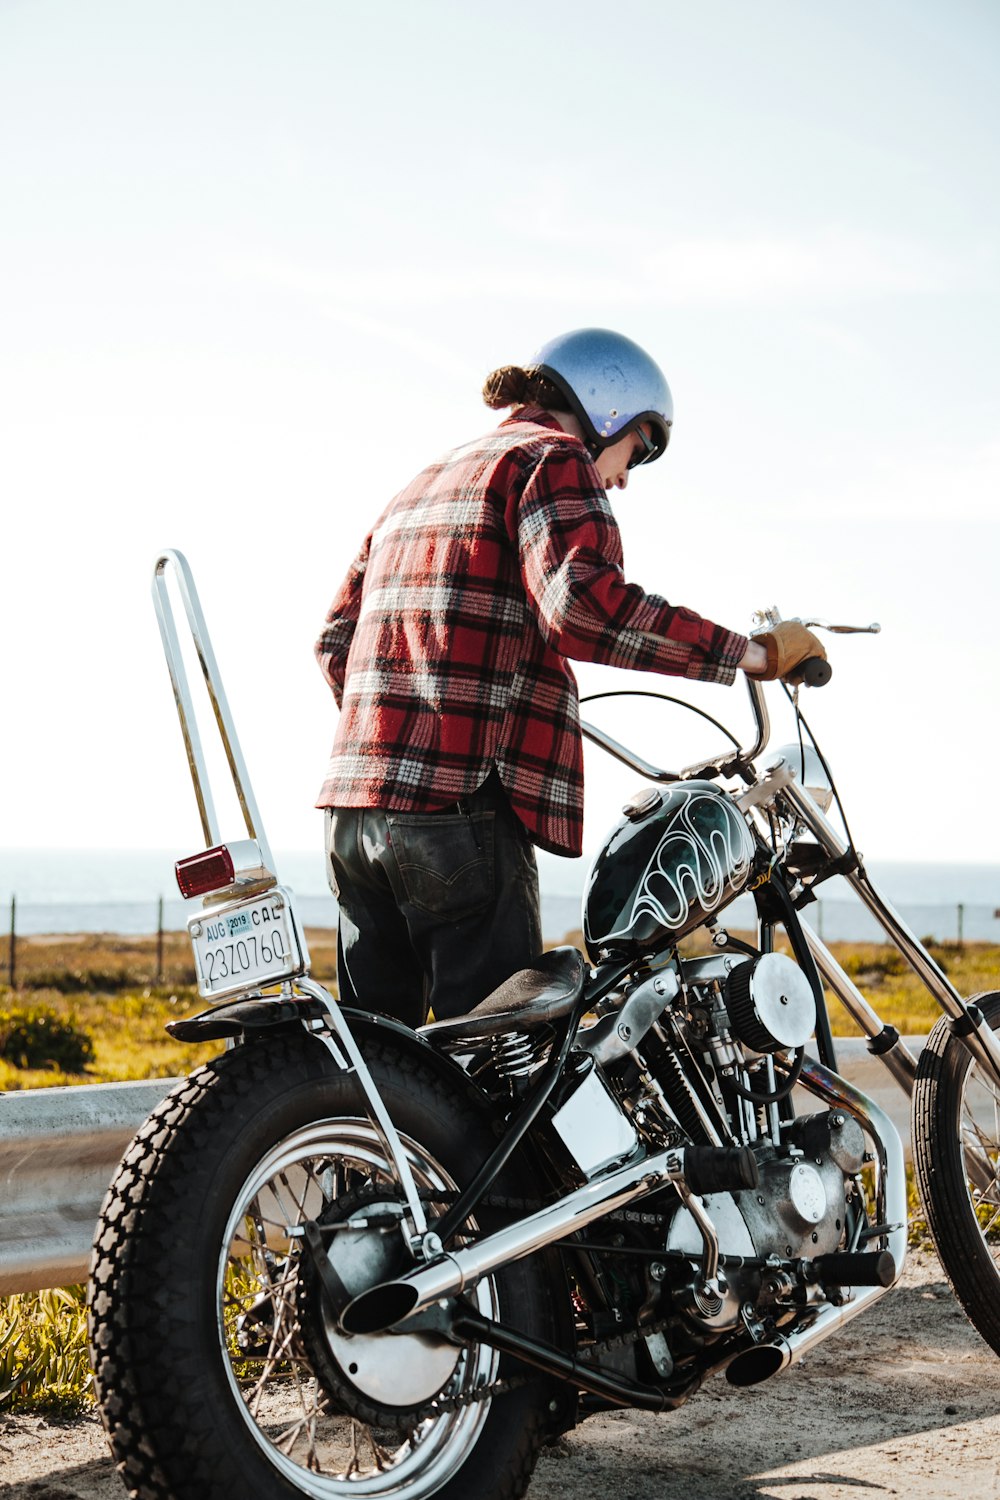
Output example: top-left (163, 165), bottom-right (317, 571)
top-left (2, 1249), bottom-right (998, 1500)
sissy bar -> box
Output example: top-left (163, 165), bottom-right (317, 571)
top-left (152, 548), bottom-right (275, 870)
top-left (150, 549), bottom-right (429, 1242)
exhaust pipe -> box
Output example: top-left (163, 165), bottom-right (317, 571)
top-left (727, 1280), bottom-right (888, 1387)
top-left (725, 1059), bottom-right (907, 1387)
top-left (342, 1144), bottom-right (757, 1337)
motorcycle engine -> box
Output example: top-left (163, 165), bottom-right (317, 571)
top-left (638, 951), bottom-right (866, 1334)
top-left (662, 1108), bottom-right (866, 1330)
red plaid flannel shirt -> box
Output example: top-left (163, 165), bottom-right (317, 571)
top-left (315, 409), bottom-right (747, 857)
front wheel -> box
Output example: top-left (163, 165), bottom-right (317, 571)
top-left (88, 1031), bottom-right (556, 1500)
top-left (912, 991), bottom-right (1000, 1354)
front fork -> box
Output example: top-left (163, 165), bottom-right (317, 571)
top-left (753, 766), bottom-right (1000, 1091)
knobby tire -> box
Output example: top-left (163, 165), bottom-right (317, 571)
top-left (912, 990), bottom-right (1000, 1355)
top-left (88, 1030), bottom-right (556, 1500)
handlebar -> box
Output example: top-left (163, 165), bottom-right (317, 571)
top-left (580, 607), bottom-right (877, 785)
top-left (581, 674), bottom-right (772, 785)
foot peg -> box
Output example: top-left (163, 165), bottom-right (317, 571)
top-left (682, 1145), bottom-right (760, 1195)
top-left (810, 1250), bottom-right (897, 1288)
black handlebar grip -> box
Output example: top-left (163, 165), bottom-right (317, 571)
top-left (800, 656), bottom-right (833, 688)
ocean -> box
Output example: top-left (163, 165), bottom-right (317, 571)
top-left (2, 848), bottom-right (999, 947)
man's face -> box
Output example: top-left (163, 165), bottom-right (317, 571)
top-left (594, 424), bottom-right (656, 492)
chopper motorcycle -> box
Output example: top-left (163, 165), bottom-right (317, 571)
top-left (88, 551), bottom-right (1000, 1500)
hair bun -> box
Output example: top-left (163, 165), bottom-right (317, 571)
top-left (482, 365), bottom-right (531, 409)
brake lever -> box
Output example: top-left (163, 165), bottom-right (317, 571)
top-left (752, 607), bottom-right (880, 637)
top-left (801, 619), bottom-right (881, 635)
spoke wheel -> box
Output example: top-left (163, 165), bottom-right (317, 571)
top-left (89, 1032), bottom-right (555, 1500)
top-left (912, 990), bottom-right (1000, 1354)
top-left (219, 1119), bottom-right (497, 1492)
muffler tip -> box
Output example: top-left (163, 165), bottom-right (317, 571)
top-left (725, 1340), bottom-right (790, 1387)
top-left (341, 1281), bottom-right (420, 1336)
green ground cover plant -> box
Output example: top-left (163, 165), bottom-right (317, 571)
top-left (0, 1284), bottom-right (91, 1416)
top-left (0, 1004), bottom-right (94, 1072)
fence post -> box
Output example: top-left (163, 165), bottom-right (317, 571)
top-left (7, 894), bottom-right (14, 989)
top-left (156, 895), bottom-right (164, 984)
top-left (957, 902), bottom-right (964, 948)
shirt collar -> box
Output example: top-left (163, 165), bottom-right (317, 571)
top-left (500, 405), bottom-right (567, 434)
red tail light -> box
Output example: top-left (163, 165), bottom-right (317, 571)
top-left (176, 845), bottom-right (236, 898)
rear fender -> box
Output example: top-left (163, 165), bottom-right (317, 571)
top-left (167, 997), bottom-right (493, 1108)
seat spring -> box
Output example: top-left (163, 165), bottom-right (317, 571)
top-left (492, 1030), bottom-right (536, 1079)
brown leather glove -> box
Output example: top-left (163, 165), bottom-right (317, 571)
top-left (754, 621), bottom-right (827, 683)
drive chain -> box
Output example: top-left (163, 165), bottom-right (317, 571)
top-left (412, 1192), bottom-right (674, 1418)
top-left (422, 1307), bottom-right (675, 1417)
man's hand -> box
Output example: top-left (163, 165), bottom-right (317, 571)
top-left (738, 641), bottom-right (768, 676)
top-left (751, 621), bottom-right (827, 683)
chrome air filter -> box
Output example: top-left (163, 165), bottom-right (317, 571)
top-left (725, 952), bottom-right (816, 1054)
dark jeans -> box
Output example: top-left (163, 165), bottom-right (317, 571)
top-left (325, 772), bottom-right (542, 1027)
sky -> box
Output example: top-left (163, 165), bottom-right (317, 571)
top-left (1, 0), bottom-right (998, 883)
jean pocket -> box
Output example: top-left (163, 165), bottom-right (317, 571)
top-left (387, 812), bottom-right (495, 918)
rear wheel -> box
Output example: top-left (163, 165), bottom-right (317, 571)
top-left (89, 1031), bottom-right (555, 1500)
top-left (912, 991), bottom-right (1000, 1354)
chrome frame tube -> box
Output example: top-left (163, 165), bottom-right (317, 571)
top-left (674, 1182), bottom-right (720, 1286)
top-left (151, 549), bottom-right (275, 871)
top-left (343, 1145), bottom-right (695, 1335)
top-left (295, 977), bottom-right (429, 1240)
top-left (799, 919), bottom-right (919, 1094)
top-left (797, 1057), bottom-right (907, 1279)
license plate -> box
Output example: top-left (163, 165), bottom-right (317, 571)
top-left (188, 887), bottom-right (307, 1000)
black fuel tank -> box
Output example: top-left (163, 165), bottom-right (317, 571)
top-left (583, 780), bottom-right (755, 960)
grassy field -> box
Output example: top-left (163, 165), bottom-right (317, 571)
top-left (2, 928), bottom-right (999, 1091)
top-left (0, 928), bottom-right (340, 1090)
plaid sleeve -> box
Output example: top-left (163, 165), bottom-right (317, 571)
top-left (516, 448), bottom-right (748, 685)
top-left (315, 533), bottom-right (371, 710)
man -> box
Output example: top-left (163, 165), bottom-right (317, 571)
top-left (315, 328), bottom-right (822, 1026)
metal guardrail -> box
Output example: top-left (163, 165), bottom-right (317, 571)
top-left (0, 1078), bottom-right (176, 1294)
top-left (0, 1038), bottom-right (927, 1296)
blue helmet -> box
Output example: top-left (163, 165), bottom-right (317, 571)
top-left (530, 328), bottom-right (673, 463)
